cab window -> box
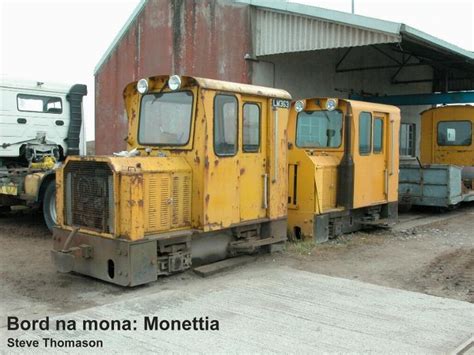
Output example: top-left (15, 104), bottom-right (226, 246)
top-left (17, 94), bottom-right (63, 114)
top-left (296, 110), bottom-right (343, 148)
top-left (243, 103), bottom-right (260, 152)
top-left (373, 117), bottom-right (384, 153)
top-left (437, 121), bottom-right (472, 146)
top-left (359, 112), bottom-right (372, 155)
top-left (139, 91), bottom-right (193, 146)
top-left (214, 94), bottom-right (238, 156)
top-left (400, 123), bottom-right (416, 157)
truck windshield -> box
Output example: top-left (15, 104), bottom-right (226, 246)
top-left (139, 91), bottom-right (193, 146)
top-left (296, 110), bottom-right (343, 148)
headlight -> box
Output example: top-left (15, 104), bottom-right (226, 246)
top-left (326, 98), bottom-right (338, 111)
top-left (168, 75), bottom-right (182, 91)
top-left (137, 79), bottom-right (149, 94)
top-left (294, 100), bottom-right (305, 113)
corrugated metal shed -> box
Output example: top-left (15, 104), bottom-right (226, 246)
top-left (255, 8), bottom-right (400, 56)
top-left (93, 0), bottom-right (474, 154)
top-left (94, 0), bottom-right (474, 75)
top-left (239, 0), bottom-right (474, 60)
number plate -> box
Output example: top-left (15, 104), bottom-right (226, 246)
top-left (272, 99), bottom-right (290, 109)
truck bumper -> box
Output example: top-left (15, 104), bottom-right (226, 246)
top-left (51, 227), bottom-right (158, 287)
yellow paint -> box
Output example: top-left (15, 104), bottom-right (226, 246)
top-left (0, 183), bottom-right (17, 196)
top-left (24, 172), bottom-right (45, 198)
top-left (287, 98), bottom-right (400, 239)
top-left (420, 105), bottom-right (474, 166)
top-left (56, 75), bottom-right (291, 241)
top-left (30, 156), bottom-right (56, 170)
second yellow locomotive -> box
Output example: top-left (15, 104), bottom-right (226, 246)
top-left (287, 98), bottom-right (400, 242)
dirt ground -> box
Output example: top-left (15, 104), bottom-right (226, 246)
top-left (275, 205), bottom-right (473, 303)
top-left (0, 204), bottom-right (472, 325)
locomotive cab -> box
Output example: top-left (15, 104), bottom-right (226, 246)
top-left (51, 75), bottom-right (291, 286)
top-left (287, 98), bottom-right (400, 243)
top-left (420, 105), bottom-right (474, 167)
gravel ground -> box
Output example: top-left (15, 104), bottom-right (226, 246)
top-left (0, 203), bottom-right (472, 325)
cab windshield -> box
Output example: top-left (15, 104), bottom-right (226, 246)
top-left (139, 91), bottom-right (193, 146)
top-left (296, 110), bottom-right (343, 148)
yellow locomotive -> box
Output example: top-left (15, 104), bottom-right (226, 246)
top-left (287, 98), bottom-right (400, 242)
top-left (51, 76), bottom-right (403, 286)
top-left (420, 105), bottom-right (474, 167)
top-left (399, 105), bottom-right (474, 208)
top-left (52, 75), bottom-right (291, 286)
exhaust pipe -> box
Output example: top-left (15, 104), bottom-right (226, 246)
top-left (337, 102), bottom-right (354, 209)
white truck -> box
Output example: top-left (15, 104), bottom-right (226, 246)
top-left (0, 78), bottom-right (87, 231)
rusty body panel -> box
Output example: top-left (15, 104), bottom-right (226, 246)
top-left (287, 98), bottom-right (400, 243)
top-left (53, 75), bottom-right (290, 286)
top-left (95, 0), bottom-right (252, 154)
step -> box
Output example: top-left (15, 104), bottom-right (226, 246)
top-left (193, 256), bottom-right (256, 278)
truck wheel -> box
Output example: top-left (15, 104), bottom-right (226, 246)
top-left (43, 181), bottom-right (57, 232)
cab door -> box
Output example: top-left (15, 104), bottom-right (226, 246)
top-left (239, 98), bottom-right (268, 221)
top-left (371, 112), bottom-right (389, 203)
top-left (355, 111), bottom-right (388, 207)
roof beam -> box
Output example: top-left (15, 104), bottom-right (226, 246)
top-left (350, 91), bottom-right (474, 106)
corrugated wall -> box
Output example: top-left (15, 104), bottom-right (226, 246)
top-left (255, 9), bottom-right (400, 56)
top-left (95, 0), bottom-right (251, 154)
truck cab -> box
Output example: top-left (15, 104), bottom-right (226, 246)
top-left (0, 78), bottom-right (87, 230)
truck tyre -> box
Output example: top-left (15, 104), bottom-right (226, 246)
top-left (43, 181), bottom-right (57, 232)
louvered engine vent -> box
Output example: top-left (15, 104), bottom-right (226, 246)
top-left (145, 172), bottom-right (191, 232)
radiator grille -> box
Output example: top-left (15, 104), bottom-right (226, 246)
top-left (64, 161), bottom-right (113, 233)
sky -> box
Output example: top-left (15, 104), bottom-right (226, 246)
top-left (1, 0), bottom-right (473, 142)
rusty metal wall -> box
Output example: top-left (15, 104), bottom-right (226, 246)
top-left (95, 0), bottom-right (252, 154)
top-left (254, 8), bottom-right (400, 56)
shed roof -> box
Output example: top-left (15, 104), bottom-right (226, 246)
top-left (239, 0), bottom-right (474, 61)
top-left (94, 0), bottom-right (474, 76)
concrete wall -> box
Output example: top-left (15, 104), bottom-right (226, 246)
top-left (94, 0), bottom-right (252, 154)
top-left (251, 45), bottom-right (433, 156)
